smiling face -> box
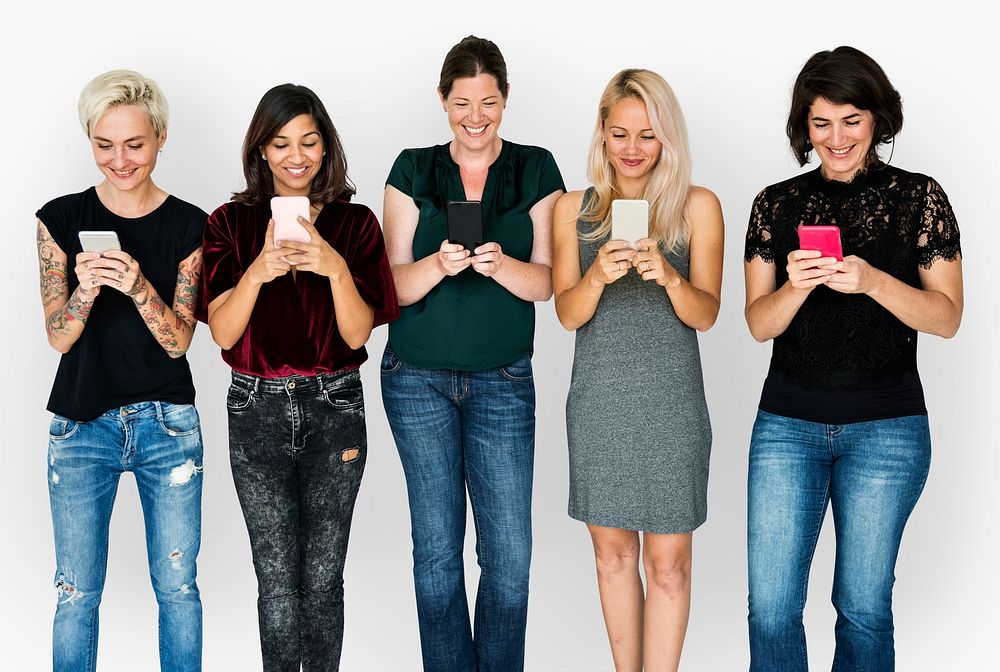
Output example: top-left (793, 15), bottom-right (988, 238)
top-left (807, 97), bottom-right (875, 182)
top-left (604, 96), bottom-right (662, 195)
top-left (261, 113), bottom-right (324, 197)
top-left (441, 73), bottom-right (505, 155)
top-left (90, 104), bottom-right (163, 191)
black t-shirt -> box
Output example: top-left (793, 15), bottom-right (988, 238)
top-left (37, 187), bottom-right (206, 421)
top-left (744, 163), bottom-right (961, 424)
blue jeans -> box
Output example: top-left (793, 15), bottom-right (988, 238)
top-left (747, 410), bottom-right (931, 672)
top-left (48, 402), bottom-right (204, 672)
top-left (380, 346), bottom-right (535, 672)
top-left (227, 370), bottom-right (367, 672)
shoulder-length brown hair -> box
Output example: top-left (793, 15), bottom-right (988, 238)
top-left (233, 83), bottom-right (355, 206)
top-left (786, 46), bottom-right (903, 167)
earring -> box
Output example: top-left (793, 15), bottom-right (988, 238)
top-left (261, 154), bottom-right (267, 160)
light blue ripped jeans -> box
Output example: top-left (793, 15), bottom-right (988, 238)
top-left (48, 401), bottom-right (203, 672)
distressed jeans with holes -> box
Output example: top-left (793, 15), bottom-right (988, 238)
top-left (48, 401), bottom-right (204, 672)
top-left (380, 346), bottom-right (535, 672)
top-left (227, 370), bottom-right (366, 672)
top-left (747, 410), bottom-right (931, 672)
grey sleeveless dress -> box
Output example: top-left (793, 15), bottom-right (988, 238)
top-left (567, 191), bottom-right (712, 533)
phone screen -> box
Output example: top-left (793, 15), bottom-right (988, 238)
top-left (611, 199), bottom-right (649, 247)
top-left (446, 200), bottom-right (484, 252)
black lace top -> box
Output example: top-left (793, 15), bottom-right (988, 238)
top-left (744, 163), bottom-right (961, 423)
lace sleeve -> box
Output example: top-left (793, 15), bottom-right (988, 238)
top-left (744, 188), bottom-right (774, 262)
top-left (915, 177), bottom-right (961, 269)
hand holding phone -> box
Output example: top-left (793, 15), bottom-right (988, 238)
top-left (797, 225), bottom-right (843, 261)
top-left (611, 199), bottom-right (649, 248)
top-left (446, 200), bottom-right (484, 252)
top-left (271, 196), bottom-right (311, 244)
top-left (78, 230), bottom-right (121, 254)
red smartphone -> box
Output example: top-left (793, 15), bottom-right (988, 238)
top-left (797, 225), bottom-right (843, 261)
top-left (271, 196), bottom-right (311, 244)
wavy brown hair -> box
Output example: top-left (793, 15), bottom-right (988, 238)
top-left (233, 83), bottom-right (355, 206)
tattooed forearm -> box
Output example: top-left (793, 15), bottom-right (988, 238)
top-left (46, 289), bottom-right (95, 338)
top-left (132, 249), bottom-right (201, 358)
top-left (174, 251), bottom-right (202, 309)
top-left (37, 222), bottom-right (69, 308)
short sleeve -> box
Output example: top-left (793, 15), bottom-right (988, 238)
top-left (196, 204), bottom-right (239, 323)
top-left (530, 150), bottom-right (566, 208)
top-left (36, 196), bottom-right (75, 254)
top-left (347, 208), bottom-right (399, 328)
top-left (744, 188), bottom-right (774, 263)
top-left (915, 177), bottom-right (961, 269)
top-left (178, 207), bottom-right (206, 260)
top-left (385, 150), bottom-right (417, 198)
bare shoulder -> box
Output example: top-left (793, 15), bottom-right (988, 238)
top-left (687, 185), bottom-right (721, 214)
top-left (554, 189), bottom-right (587, 227)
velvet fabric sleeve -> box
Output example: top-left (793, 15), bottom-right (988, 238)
top-left (196, 202), bottom-right (241, 323)
top-left (345, 206), bottom-right (399, 328)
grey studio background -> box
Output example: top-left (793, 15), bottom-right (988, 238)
top-left (2, 1), bottom-right (996, 670)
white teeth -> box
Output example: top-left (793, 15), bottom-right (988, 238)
top-left (113, 168), bottom-right (136, 176)
top-left (287, 167), bottom-right (307, 175)
top-left (830, 147), bottom-right (852, 156)
top-left (464, 125), bottom-right (486, 134)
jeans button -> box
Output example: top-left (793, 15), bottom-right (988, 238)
top-left (287, 381), bottom-right (296, 391)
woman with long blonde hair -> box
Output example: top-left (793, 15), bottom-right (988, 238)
top-left (552, 68), bottom-right (724, 672)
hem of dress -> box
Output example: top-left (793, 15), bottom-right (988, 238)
top-left (568, 508), bottom-right (705, 535)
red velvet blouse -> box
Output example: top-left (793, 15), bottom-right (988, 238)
top-left (197, 199), bottom-right (398, 378)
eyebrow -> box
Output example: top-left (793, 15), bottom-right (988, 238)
top-left (810, 112), bottom-right (863, 122)
top-left (608, 125), bottom-right (654, 133)
top-left (272, 130), bottom-right (321, 140)
top-left (92, 135), bottom-right (147, 142)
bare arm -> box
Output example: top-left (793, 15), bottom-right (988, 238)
top-left (632, 187), bottom-right (724, 332)
top-left (382, 185), bottom-right (472, 306)
top-left (469, 189), bottom-right (563, 301)
top-left (825, 255), bottom-right (963, 338)
top-left (37, 220), bottom-right (96, 353)
top-left (552, 191), bottom-right (636, 330)
top-left (206, 220), bottom-right (291, 350)
top-left (118, 249), bottom-right (202, 357)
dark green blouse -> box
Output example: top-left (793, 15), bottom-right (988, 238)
top-left (386, 140), bottom-right (565, 370)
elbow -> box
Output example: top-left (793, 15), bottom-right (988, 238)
top-left (47, 336), bottom-right (71, 354)
top-left (210, 330), bottom-right (238, 351)
top-left (936, 319), bottom-right (962, 340)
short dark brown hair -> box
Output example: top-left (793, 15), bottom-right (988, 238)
top-left (234, 84), bottom-right (355, 206)
top-left (438, 35), bottom-right (509, 99)
top-left (786, 46), bottom-right (903, 167)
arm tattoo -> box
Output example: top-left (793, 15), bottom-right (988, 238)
top-left (46, 289), bottom-right (94, 337)
top-left (37, 223), bottom-right (68, 308)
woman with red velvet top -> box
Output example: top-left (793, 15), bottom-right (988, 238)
top-left (197, 84), bottom-right (398, 671)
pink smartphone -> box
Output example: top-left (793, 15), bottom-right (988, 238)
top-left (797, 225), bottom-right (843, 261)
top-left (270, 196), bottom-right (311, 244)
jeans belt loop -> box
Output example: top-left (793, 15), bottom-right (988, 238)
top-left (153, 400), bottom-right (164, 423)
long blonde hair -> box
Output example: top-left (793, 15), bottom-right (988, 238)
top-left (581, 69), bottom-right (692, 252)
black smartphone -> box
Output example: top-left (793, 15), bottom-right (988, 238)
top-left (446, 200), bottom-right (484, 252)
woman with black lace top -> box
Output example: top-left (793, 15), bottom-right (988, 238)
top-left (743, 46), bottom-right (963, 672)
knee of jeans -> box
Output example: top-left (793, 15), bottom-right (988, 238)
top-left (748, 589), bottom-right (804, 634)
top-left (54, 574), bottom-right (100, 609)
top-left (833, 585), bottom-right (893, 633)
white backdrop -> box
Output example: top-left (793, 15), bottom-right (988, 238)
top-left (2, 1), bottom-right (996, 670)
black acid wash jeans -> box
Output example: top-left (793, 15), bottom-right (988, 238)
top-left (227, 369), bottom-right (367, 672)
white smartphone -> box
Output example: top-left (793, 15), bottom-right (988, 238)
top-left (78, 230), bottom-right (121, 253)
top-left (611, 199), bottom-right (649, 248)
top-left (271, 196), bottom-right (311, 244)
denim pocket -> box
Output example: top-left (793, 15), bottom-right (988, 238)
top-left (380, 346), bottom-right (402, 374)
top-left (226, 384), bottom-right (255, 412)
top-left (324, 382), bottom-right (364, 411)
top-left (158, 403), bottom-right (201, 437)
top-left (498, 354), bottom-right (533, 382)
top-left (48, 415), bottom-right (80, 441)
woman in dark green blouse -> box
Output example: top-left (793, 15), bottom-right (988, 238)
top-left (380, 35), bottom-right (564, 672)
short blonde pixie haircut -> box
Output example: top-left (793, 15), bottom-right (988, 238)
top-left (78, 69), bottom-right (169, 139)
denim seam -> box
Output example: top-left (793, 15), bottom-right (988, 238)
top-left (796, 476), bottom-right (831, 670)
